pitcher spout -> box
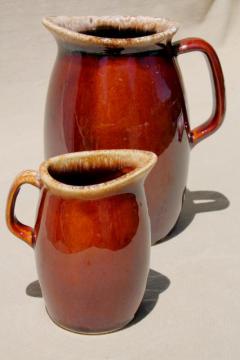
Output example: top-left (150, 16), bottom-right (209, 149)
top-left (42, 15), bottom-right (178, 53)
top-left (40, 150), bottom-right (157, 200)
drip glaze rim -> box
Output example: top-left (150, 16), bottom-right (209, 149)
top-left (40, 150), bottom-right (157, 199)
top-left (42, 15), bottom-right (178, 49)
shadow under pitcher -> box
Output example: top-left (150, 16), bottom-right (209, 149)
top-left (6, 150), bottom-right (157, 334)
top-left (43, 16), bottom-right (225, 243)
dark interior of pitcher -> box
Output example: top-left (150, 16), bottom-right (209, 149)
top-left (48, 160), bottom-right (134, 186)
top-left (81, 26), bottom-right (156, 38)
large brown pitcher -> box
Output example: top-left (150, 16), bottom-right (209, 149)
top-left (43, 16), bottom-right (225, 243)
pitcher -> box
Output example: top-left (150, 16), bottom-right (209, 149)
top-left (6, 150), bottom-right (157, 333)
top-left (43, 16), bottom-right (225, 243)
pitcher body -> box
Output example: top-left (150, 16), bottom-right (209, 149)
top-left (6, 150), bottom-right (157, 333)
top-left (43, 16), bottom-right (225, 242)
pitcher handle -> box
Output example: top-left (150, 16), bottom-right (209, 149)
top-left (6, 170), bottom-right (42, 247)
top-left (173, 38), bottom-right (225, 146)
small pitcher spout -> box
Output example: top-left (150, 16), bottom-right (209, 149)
top-left (40, 150), bottom-right (157, 200)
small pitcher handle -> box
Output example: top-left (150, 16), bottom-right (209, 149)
top-left (6, 170), bottom-right (42, 247)
top-left (173, 38), bottom-right (226, 145)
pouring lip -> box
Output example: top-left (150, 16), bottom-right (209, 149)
top-left (40, 150), bottom-right (157, 200)
top-left (42, 15), bottom-right (179, 49)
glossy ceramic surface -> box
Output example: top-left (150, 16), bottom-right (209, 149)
top-left (6, 150), bottom-right (157, 333)
top-left (43, 16), bottom-right (225, 242)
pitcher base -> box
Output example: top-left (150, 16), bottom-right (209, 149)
top-left (46, 308), bottom-right (133, 335)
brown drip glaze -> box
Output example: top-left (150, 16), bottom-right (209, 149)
top-left (43, 16), bottom-right (225, 243)
top-left (6, 150), bottom-right (157, 333)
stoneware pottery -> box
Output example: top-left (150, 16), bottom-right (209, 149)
top-left (43, 15), bottom-right (225, 243)
top-left (6, 150), bottom-right (157, 334)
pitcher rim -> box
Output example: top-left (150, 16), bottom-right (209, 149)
top-left (40, 150), bottom-right (157, 199)
top-left (42, 15), bottom-right (178, 49)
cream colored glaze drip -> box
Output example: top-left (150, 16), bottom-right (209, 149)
top-left (42, 15), bottom-right (178, 48)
